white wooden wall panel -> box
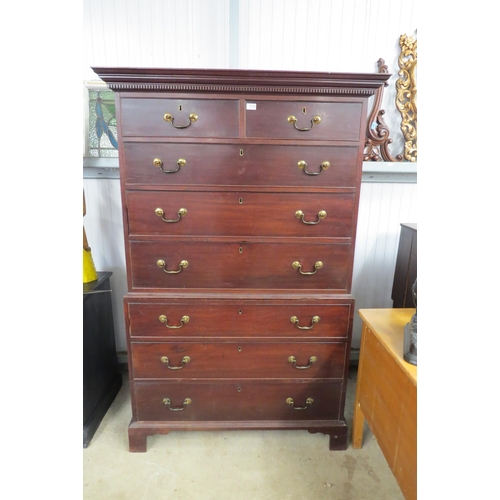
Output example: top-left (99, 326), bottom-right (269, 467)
top-left (83, 178), bottom-right (127, 352)
top-left (84, 0), bottom-right (230, 81)
top-left (352, 182), bottom-right (417, 346)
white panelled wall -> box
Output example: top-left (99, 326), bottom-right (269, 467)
top-left (352, 182), bottom-right (417, 346)
top-left (83, 177), bottom-right (128, 352)
top-left (83, 0), bottom-right (417, 354)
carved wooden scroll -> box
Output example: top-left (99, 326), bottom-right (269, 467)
top-left (364, 59), bottom-right (403, 162)
top-left (396, 34), bottom-right (417, 162)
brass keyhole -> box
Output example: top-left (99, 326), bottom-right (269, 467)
top-left (237, 387), bottom-right (242, 392)
top-left (240, 149), bottom-right (244, 156)
top-left (239, 197), bottom-right (243, 204)
top-left (238, 346), bottom-right (242, 352)
top-left (238, 309), bottom-right (242, 314)
top-left (239, 247), bottom-right (243, 253)
top-left (179, 105), bottom-right (182, 111)
top-left (302, 107), bottom-right (307, 114)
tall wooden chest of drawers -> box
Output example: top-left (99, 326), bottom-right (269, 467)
top-left (93, 67), bottom-right (390, 452)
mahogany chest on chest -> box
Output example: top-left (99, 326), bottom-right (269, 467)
top-left (93, 67), bottom-right (389, 452)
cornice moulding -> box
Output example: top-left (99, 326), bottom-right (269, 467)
top-left (91, 67), bottom-right (390, 96)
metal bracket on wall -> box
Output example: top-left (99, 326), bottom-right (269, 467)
top-left (83, 158), bottom-right (119, 179)
top-left (361, 162), bottom-right (416, 183)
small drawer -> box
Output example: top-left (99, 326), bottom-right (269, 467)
top-left (128, 240), bottom-right (352, 292)
top-left (126, 299), bottom-right (353, 339)
top-left (126, 191), bottom-right (355, 238)
top-left (245, 100), bottom-right (363, 141)
top-left (120, 98), bottom-right (239, 138)
top-left (133, 379), bottom-right (343, 421)
top-left (130, 341), bottom-right (347, 379)
top-left (122, 142), bottom-right (359, 188)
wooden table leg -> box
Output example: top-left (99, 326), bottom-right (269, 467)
top-left (352, 322), bottom-right (368, 449)
top-left (352, 399), bottom-right (365, 448)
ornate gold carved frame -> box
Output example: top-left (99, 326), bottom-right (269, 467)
top-left (396, 34), bottom-right (417, 162)
top-left (364, 33), bottom-right (417, 162)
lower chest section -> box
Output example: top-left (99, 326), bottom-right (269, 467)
top-left (126, 296), bottom-right (352, 423)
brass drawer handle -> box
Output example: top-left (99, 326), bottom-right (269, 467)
top-left (155, 207), bottom-right (187, 223)
top-left (295, 210), bottom-right (327, 225)
top-left (286, 397), bottom-right (314, 410)
top-left (164, 112), bottom-right (198, 128)
top-left (163, 397), bottom-right (192, 411)
top-left (290, 316), bottom-right (320, 330)
top-left (157, 259), bottom-right (189, 274)
top-left (288, 115), bottom-right (321, 131)
top-left (288, 355), bottom-right (318, 369)
top-left (153, 158), bottom-right (186, 174)
top-left (292, 261), bottom-right (323, 275)
top-left (160, 355), bottom-right (191, 369)
top-left (297, 160), bottom-right (330, 176)
top-left (159, 315), bottom-right (190, 329)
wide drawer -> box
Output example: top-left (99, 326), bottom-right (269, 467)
top-left (130, 341), bottom-right (346, 379)
top-left (126, 300), bottom-right (353, 339)
top-left (126, 191), bottom-right (355, 238)
top-left (120, 98), bottom-right (239, 138)
top-left (121, 142), bottom-right (359, 188)
top-left (133, 379), bottom-right (343, 421)
top-left (245, 100), bottom-right (363, 141)
top-left (128, 240), bottom-right (351, 291)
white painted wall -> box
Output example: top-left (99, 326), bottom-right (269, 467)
top-left (352, 181), bottom-right (417, 343)
top-left (83, 177), bottom-right (128, 351)
top-left (83, 0), bottom-right (417, 353)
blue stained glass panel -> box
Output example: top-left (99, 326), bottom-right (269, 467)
top-left (88, 89), bottom-right (118, 157)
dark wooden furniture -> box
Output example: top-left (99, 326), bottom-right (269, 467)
top-left (83, 272), bottom-right (122, 447)
top-left (392, 223), bottom-right (417, 308)
top-left (93, 67), bottom-right (390, 452)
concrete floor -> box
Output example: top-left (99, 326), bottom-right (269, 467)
top-left (83, 367), bottom-right (404, 500)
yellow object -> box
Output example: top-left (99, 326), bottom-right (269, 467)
top-left (83, 248), bottom-right (98, 283)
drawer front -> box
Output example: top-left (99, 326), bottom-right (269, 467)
top-left (120, 98), bottom-right (239, 138)
top-left (126, 191), bottom-right (355, 238)
top-left (134, 379), bottom-right (343, 421)
top-left (245, 100), bottom-right (363, 141)
top-left (122, 142), bottom-right (359, 188)
top-left (131, 341), bottom-right (346, 379)
top-left (129, 240), bottom-right (351, 291)
top-left (127, 301), bottom-right (352, 339)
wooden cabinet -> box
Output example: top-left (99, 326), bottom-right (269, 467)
top-left (83, 272), bottom-right (122, 447)
top-left (93, 67), bottom-right (389, 452)
top-left (392, 223), bottom-right (417, 308)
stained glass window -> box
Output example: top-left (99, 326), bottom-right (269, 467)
top-left (88, 89), bottom-right (118, 157)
